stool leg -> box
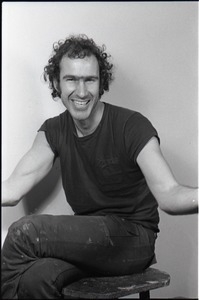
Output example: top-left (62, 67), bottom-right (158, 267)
top-left (139, 290), bottom-right (150, 299)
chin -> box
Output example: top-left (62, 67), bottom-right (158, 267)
top-left (71, 110), bottom-right (91, 121)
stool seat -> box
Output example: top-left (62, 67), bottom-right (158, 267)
top-left (62, 267), bottom-right (170, 299)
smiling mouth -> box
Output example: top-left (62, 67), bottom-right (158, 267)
top-left (71, 99), bottom-right (90, 106)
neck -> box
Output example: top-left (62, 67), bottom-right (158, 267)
top-left (74, 102), bottom-right (104, 137)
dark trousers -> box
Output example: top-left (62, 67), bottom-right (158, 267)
top-left (1, 214), bottom-right (157, 299)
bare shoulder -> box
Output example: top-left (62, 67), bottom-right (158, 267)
top-left (137, 136), bottom-right (178, 197)
top-left (137, 136), bottom-right (162, 164)
top-left (32, 131), bottom-right (51, 147)
top-left (26, 131), bottom-right (55, 166)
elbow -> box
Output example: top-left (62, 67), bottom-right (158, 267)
top-left (152, 182), bottom-right (198, 215)
top-left (159, 204), bottom-right (178, 215)
top-left (152, 185), bottom-right (180, 215)
top-left (2, 200), bottom-right (20, 207)
top-left (2, 196), bottom-right (21, 207)
top-left (158, 199), bottom-right (198, 216)
top-left (155, 194), bottom-right (178, 215)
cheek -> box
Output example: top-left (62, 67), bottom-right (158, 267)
top-left (61, 98), bottom-right (70, 109)
top-left (59, 84), bottom-right (73, 97)
top-left (89, 84), bottom-right (100, 96)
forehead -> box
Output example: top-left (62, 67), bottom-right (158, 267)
top-left (59, 54), bottom-right (99, 77)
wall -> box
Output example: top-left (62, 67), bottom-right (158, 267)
top-left (2, 2), bottom-right (198, 298)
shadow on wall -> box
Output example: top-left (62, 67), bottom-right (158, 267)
top-left (23, 158), bottom-right (61, 215)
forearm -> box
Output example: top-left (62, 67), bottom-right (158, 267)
top-left (2, 178), bottom-right (21, 206)
top-left (2, 133), bottom-right (54, 207)
top-left (2, 173), bottom-right (37, 207)
top-left (155, 184), bottom-right (198, 215)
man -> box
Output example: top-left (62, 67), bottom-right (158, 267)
top-left (2, 34), bottom-right (198, 299)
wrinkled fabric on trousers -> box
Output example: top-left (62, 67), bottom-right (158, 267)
top-left (1, 214), bottom-right (157, 299)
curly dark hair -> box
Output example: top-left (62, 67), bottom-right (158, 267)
top-left (43, 34), bottom-right (114, 99)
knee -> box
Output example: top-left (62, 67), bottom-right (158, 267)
top-left (5, 216), bottom-right (37, 246)
top-left (9, 215), bottom-right (34, 231)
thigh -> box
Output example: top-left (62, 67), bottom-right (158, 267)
top-left (6, 214), bottom-right (110, 267)
top-left (24, 214), bottom-right (110, 257)
top-left (100, 215), bottom-right (157, 275)
top-left (6, 214), bottom-right (156, 275)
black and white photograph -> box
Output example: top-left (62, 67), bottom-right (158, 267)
top-left (2, 2), bottom-right (198, 299)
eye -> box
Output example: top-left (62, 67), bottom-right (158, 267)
top-left (67, 77), bottom-right (75, 82)
top-left (86, 77), bottom-right (97, 83)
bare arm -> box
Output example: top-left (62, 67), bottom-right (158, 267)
top-left (137, 137), bottom-right (198, 215)
top-left (2, 131), bottom-right (55, 207)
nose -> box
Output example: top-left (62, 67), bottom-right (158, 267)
top-left (76, 80), bottom-right (88, 98)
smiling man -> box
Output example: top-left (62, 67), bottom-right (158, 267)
top-left (56, 54), bottom-right (104, 136)
top-left (1, 34), bottom-right (198, 299)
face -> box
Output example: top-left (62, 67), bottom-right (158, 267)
top-left (57, 54), bottom-right (100, 122)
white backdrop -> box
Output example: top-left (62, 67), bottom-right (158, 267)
top-left (2, 2), bottom-right (198, 298)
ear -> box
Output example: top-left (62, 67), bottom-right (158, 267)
top-left (53, 79), bottom-right (61, 96)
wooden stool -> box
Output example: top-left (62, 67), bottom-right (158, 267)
top-left (62, 267), bottom-right (170, 299)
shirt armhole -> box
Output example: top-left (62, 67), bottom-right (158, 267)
top-left (124, 113), bottom-right (160, 164)
top-left (134, 134), bottom-right (160, 164)
top-left (38, 124), bottom-right (59, 157)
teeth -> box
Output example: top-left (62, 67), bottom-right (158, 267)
top-left (73, 100), bottom-right (88, 106)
